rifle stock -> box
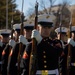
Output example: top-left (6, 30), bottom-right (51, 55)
top-left (7, 20), bottom-right (14, 75)
top-left (29, 2), bottom-right (38, 75)
top-left (67, 13), bottom-right (72, 75)
top-left (11, 20), bottom-right (14, 39)
top-left (59, 10), bottom-right (62, 75)
top-left (17, 0), bottom-right (24, 74)
top-left (17, 13), bottom-right (24, 75)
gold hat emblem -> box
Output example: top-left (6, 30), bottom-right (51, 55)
top-left (29, 21), bottom-right (32, 24)
top-left (46, 15), bottom-right (50, 19)
top-left (62, 27), bottom-right (65, 30)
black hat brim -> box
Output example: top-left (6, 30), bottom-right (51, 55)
top-left (24, 26), bottom-right (34, 30)
top-left (38, 21), bottom-right (53, 27)
top-left (1, 33), bottom-right (10, 37)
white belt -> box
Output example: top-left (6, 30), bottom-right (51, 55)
top-left (0, 61), bottom-right (2, 64)
top-left (36, 69), bottom-right (59, 75)
top-left (71, 63), bottom-right (75, 66)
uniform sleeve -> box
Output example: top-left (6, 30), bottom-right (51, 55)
top-left (53, 39), bottom-right (64, 56)
top-left (7, 44), bottom-right (19, 74)
top-left (57, 47), bottom-right (64, 56)
top-left (64, 45), bottom-right (68, 55)
top-left (20, 43), bottom-right (32, 75)
top-left (1, 44), bottom-right (10, 74)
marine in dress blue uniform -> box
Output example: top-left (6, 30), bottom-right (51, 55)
top-left (23, 20), bottom-right (34, 42)
top-left (20, 20), bottom-right (34, 74)
top-left (0, 35), bottom-right (3, 74)
top-left (21, 14), bottom-right (63, 75)
top-left (64, 26), bottom-right (75, 75)
top-left (0, 29), bottom-right (11, 75)
top-left (55, 27), bottom-right (68, 75)
top-left (7, 22), bottom-right (33, 75)
top-left (7, 23), bottom-right (22, 75)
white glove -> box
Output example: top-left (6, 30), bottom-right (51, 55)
top-left (68, 38), bottom-right (75, 47)
top-left (0, 41), bottom-right (3, 47)
top-left (19, 35), bottom-right (28, 45)
top-left (9, 39), bottom-right (16, 48)
top-left (31, 29), bottom-right (42, 44)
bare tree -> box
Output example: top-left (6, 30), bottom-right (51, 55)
top-left (26, 7), bottom-right (35, 17)
top-left (56, 0), bottom-right (72, 27)
top-left (39, 0), bottom-right (56, 14)
top-left (48, 0), bottom-right (56, 14)
top-left (39, 0), bottom-right (48, 14)
top-left (62, 0), bottom-right (72, 5)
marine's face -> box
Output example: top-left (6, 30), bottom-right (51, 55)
top-left (0, 35), bottom-right (3, 42)
top-left (38, 25), bottom-right (52, 38)
top-left (14, 31), bottom-right (20, 42)
top-left (24, 29), bottom-right (32, 39)
top-left (2, 37), bottom-right (9, 44)
top-left (71, 32), bottom-right (75, 40)
top-left (57, 33), bottom-right (67, 42)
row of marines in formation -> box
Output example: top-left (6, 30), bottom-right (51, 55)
top-left (0, 14), bottom-right (75, 75)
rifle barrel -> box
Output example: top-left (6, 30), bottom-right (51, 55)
top-left (29, 2), bottom-right (38, 75)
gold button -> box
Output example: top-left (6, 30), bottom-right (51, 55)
top-left (45, 70), bottom-right (48, 73)
top-left (43, 51), bottom-right (46, 53)
top-left (44, 61), bottom-right (47, 63)
top-left (43, 55), bottom-right (46, 58)
top-left (49, 37), bottom-right (50, 39)
top-left (44, 65), bottom-right (47, 68)
top-left (48, 42), bottom-right (50, 44)
top-left (44, 40), bottom-right (46, 41)
top-left (74, 63), bottom-right (75, 66)
top-left (46, 38), bottom-right (48, 40)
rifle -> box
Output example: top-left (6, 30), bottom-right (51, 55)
top-left (17, 0), bottom-right (24, 75)
top-left (29, 1), bottom-right (38, 75)
top-left (58, 9), bottom-right (62, 75)
top-left (7, 2), bottom-right (14, 74)
top-left (11, 20), bottom-right (14, 39)
top-left (8, 19), bottom-right (14, 55)
top-left (7, 19), bottom-right (14, 75)
top-left (10, 2), bottom-right (14, 40)
top-left (66, 12), bottom-right (72, 75)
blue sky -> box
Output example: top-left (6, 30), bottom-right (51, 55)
top-left (15, 0), bottom-right (75, 16)
top-left (15, 0), bottom-right (38, 14)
